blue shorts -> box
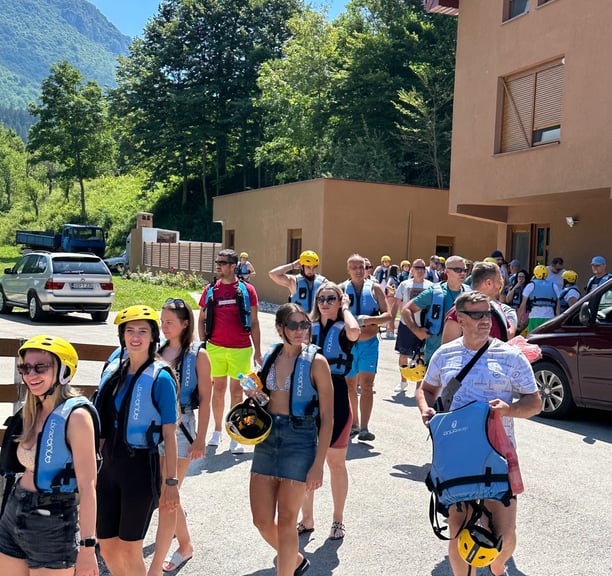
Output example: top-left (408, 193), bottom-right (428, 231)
top-left (159, 409), bottom-right (195, 459)
top-left (251, 414), bottom-right (318, 482)
top-left (395, 322), bottom-right (424, 357)
top-left (0, 482), bottom-right (79, 570)
top-left (347, 336), bottom-right (380, 377)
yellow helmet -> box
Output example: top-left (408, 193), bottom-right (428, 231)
top-left (225, 398), bottom-right (273, 446)
top-left (562, 270), bottom-right (578, 284)
top-left (400, 260), bottom-right (411, 268)
top-left (457, 525), bottom-right (502, 568)
top-left (483, 257), bottom-right (497, 263)
top-left (299, 250), bottom-right (320, 267)
top-left (19, 335), bottom-right (78, 384)
top-left (533, 264), bottom-right (548, 280)
top-left (438, 256), bottom-right (446, 264)
top-left (400, 359), bottom-right (426, 382)
top-left (240, 252), bottom-right (249, 259)
top-left (381, 255), bottom-right (391, 263)
top-left (114, 305), bottom-right (160, 326)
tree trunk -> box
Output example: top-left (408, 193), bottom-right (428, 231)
top-left (78, 177), bottom-right (86, 219)
top-left (202, 145), bottom-right (208, 210)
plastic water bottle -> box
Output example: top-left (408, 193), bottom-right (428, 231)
top-left (238, 372), bottom-right (269, 406)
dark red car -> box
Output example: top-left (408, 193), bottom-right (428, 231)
top-left (527, 277), bottom-right (612, 418)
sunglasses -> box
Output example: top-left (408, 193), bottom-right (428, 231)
top-left (458, 310), bottom-right (492, 320)
top-left (17, 362), bottom-right (53, 376)
top-left (215, 260), bottom-right (232, 266)
top-left (163, 298), bottom-right (186, 309)
top-left (316, 295), bottom-right (338, 305)
top-left (285, 320), bottom-right (311, 331)
top-left (447, 267), bottom-right (468, 274)
top-left (365, 265), bottom-right (373, 270)
top-left (412, 265), bottom-right (426, 270)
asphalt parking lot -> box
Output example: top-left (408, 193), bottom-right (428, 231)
top-left (0, 304), bottom-right (610, 575)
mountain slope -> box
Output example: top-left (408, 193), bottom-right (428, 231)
top-left (0, 0), bottom-right (130, 132)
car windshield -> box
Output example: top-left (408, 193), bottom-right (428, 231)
top-left (52, 259), bottom-right (108, 274)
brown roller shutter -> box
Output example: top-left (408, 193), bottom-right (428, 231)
top-left (533, 63), bottom-right (563, 132)
top-left (501, 74), bottom-right (535, 152)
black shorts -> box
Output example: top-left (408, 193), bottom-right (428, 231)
top-left (395, 322), bottom-right (424, 356)
top-left (96, 446), bottom-right (161, 541)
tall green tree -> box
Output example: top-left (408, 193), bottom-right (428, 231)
top-left (0, 126), bottom-right (27, 210)
top-left (28, 61), bottom-right (115, 219)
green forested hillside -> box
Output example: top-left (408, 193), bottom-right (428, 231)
top-left (0, 0), bottom-right (129, 136)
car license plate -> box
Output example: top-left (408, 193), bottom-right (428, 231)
top-left (71, 282), bottom-right (93, 289)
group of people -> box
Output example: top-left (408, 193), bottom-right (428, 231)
top-left (0, 245), bottom-right (605, 576)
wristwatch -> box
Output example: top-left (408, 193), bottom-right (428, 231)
top-left (165, 477), bottom-right (179, 486)
top-left (79, 537), bottom-right (97, 548)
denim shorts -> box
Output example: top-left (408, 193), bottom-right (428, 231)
top-left (159, 409), bottom-right (195, 459)
top-left (251, 414), bottom-right (318, 482)
top-left (347, 336), bottom-right (380, 377)
top-left (0, 482), bottom-right (79, 569)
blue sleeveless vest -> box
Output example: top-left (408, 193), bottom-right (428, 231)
top-left (343, 279), bottom-right (379, 316)
top-left (179, 341), bottom-right (201, 408)
top-left (528, 279), bottom-right (557, 309)
top-left (98, 359), bottom-right (171, 449)
top-left (291, 274), bottom-right (325, 313)
top-left (311, 321), bottom-right (353, 376)
top-left (426, 401), bottom-right (510, 506)
top-left (205, 280), bottom-right (251, 338)
top-left (34, 396), bottom-right (100, 494)
top-left (261, 344), bottom-right (319, 418)
top-left (424, 282), bottom-right (470, 336)
top-left (236, 262), bottom-right (250, 278)
top-left (559, 285), bottom-right (579, 313)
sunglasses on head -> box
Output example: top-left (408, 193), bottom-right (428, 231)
top-left (285, 320), bottom-right (311, 331)
top-left (316, 295), bottom-right (338, 305)
top-left (163, 298), bottom-right (186, 309)
top-left (215, 260), bottom-right (231, 266)
top-left (448, 267), bottom-right (468, 274)
top-left (17, 362), bottom-right (53, 376)
top-left (458, 310), bottom-right (492, 320)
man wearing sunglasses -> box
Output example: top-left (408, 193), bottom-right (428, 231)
top-left (401, 255), bottom-right (471, 366)
top-left (416, 291), bottom-right (541, 576)
top-left (198, 249), bottom-right (262, 454)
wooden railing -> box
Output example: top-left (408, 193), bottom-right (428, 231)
top-left (0, 339), bottom-right (117, 442)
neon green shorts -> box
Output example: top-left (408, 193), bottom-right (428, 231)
top-left (207, 342), bottom-right (252, 379)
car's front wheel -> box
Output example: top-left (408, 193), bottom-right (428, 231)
top-left (28, 292), bottom-right (46, 322)
top-left (533, 360), bottom-right (575, 419)
top-left (0, 288), bottom-right (13, 314)
top-left (91, 310), bottom-right (109, 322)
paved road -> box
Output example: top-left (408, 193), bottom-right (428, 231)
top-left (0, 304), bottom-right (610, 575)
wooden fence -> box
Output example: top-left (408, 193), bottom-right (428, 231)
top-left (143, 241), bottom-right (222, 278)
top-left (0, 339), bottom-right (116, 442)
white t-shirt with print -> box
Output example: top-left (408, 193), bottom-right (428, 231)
top-left (425, 338), bottom-right (538, 445)
top-left (395, 278), bottom-right (433, 325)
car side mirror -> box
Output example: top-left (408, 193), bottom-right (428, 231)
top-left (3, 267), bottom-right (13, 274)
top-left (579, 301), bottom-right (593, 326)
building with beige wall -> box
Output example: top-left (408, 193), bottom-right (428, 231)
top-left (213, 179), bottom-right (499, 303)
top-left (426, 0), bottom-right (612, 284)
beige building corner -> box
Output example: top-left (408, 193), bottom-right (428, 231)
top-left (427, 0), bottom-right (612, 282)
top-left (213, 178), bottom-right (499, 303)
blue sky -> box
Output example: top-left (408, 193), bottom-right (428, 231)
top-left (89, 1), bottom-right (347, 38)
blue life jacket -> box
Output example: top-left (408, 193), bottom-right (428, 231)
top-left (291, 274), bottom-right (325, 313)
top-left (236, 262), bottom-right (250, 279)
top-left (509, 284), bottom-right (523, 309)
top-left (205, 280), bottom-right (251, 339)
top-left (311, 321), bottom-right (353, 376)
top-left (260, 343), bottom-right (319, 418)
top-left (375, 267), bottom-right (389, 284)
top-left (34, 396), bottom-right (100, 494)
top-left (178, 341), bottom-right (201, 408)
top-left (426, 401), bottom-right (511, 507)
top-left (586, 273), bottom-right (612, 293)
top-left (97, 359), bottom-right (174, 450)
top-left (343, 279), bottom-right (379, 316)
top-left (527, 279), bottom-right (557, 309)
top-left (559, 285), bottom-right (580, 313)
top-left (424, 283), bottom-right (469, 336)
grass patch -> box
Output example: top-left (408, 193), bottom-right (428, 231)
top-left (112, 275), bottom-right (204, 310)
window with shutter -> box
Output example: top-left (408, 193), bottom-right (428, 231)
top-left (498, 60), bottom-right (563, 153)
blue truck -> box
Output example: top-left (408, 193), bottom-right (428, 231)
top-left (16, 224), bottom-right (106, 258)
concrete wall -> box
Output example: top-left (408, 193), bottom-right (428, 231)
top-left (214, 179), bottom-right (500, 303)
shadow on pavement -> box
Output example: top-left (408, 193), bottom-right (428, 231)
top-left (186, 448), bottom-right (253, 477)
top-left (531, 408), bottom-right (612, 445)
top-left (345, 441), bottom-right (381, 461)
top-left (390, 462), bottom-right (430, 483)
top-left (383, 393), bottom-right (417, 407)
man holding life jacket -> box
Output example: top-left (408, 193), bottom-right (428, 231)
top-left (198, 249), bottom-right (262, 454)
top-left (517, 264), bottom-right (560, 333)
top-left (340, 254), bottom-right (390, 442)
top-left (585, 255), bottom-right (612, 293)
top-left (268, 250), bottom-right (326, 314)
top-left (416, 291), bottom-right (541, 576)
top-left (401, 255), bottom-right (471, 365)
top-left (442, 261), bottom-right (516, 344)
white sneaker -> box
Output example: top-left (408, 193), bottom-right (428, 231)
top-left (207, 431), bottom-right (222, 446)
top-left (394, 381), bottom-right (408, 393)
top-left (230, 440), bottom-right (244, 454)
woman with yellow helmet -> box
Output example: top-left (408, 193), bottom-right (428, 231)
top-left (95, 305), bottom-right (180, 576)
top-left (0, 335), bottom-right (100, 575)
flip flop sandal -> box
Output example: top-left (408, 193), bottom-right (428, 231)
top-left (163, 550), bottom-right (193, 572)
top-left (297, 521), bottom-right (315, 534)
top-left (294, 556), bottom-right (310, 576)
top-left (329, 521), bottom-right (345, 540)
